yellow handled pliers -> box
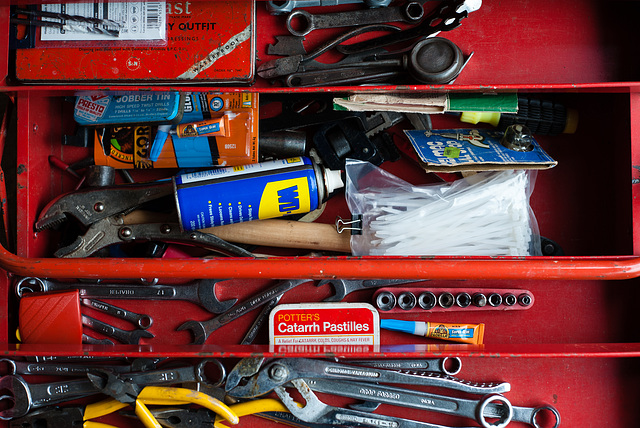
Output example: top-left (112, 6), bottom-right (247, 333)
top-left (7, 390), bottom-right (239, 428)
top-left (127, 398), bottom-right (291, 428)
top-left (85, 370), bottom-right (239, 428)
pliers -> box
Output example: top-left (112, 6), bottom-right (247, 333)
top-left (85, 369), bottom-right (239, 428)
top-left (123, 398), bottom-right (291, 428)
top-left (35, 181), bottom-right (254, 258)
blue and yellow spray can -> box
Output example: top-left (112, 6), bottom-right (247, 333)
top-left (174, 157), bottom-right (344, 231)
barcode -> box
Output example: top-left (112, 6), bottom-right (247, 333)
top-left (145, 2), bottom-right (162, 29)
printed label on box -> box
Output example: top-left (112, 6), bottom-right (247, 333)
top-left (405, 128), bottom-right (557, 172)
top-left (269, 303), bottom-right (380, 346)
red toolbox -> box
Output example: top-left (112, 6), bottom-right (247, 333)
top-left (1, 1), bottom-right (640, 427)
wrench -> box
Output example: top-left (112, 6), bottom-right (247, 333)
top-left (15, 277), bottom-right (237, 314)
top-left (267, 0), bottom-right (392, 15)
top-left (240, 294), bottom-right (283, 344)
top-left (82, 314), bottom-right (154, 345)
top-left (0, 359), bottom-right (225, 420)
top-left (227, 358), bottom-right (510, 398)
top-left (0, 374), bottom-right (101, 419)
top-left (83, 334), bottom-right (114, 345)
top-left (348, 357), bottom-right (462, 376)
top-left (286, 2), bottom-right (425, 36)
top-left (277, 378), bottom-right (479, 428)
top-left (336, 0), bottom-right (469, 55)
top-left (178, 279), bottom-right (312, 344)
top-left (317, 279), bottom-right (424, 301)
top-left (81, 298), bottom-right (153, 329)
top-left (0, 358), bottom-right (157, 377)
top-left (482, 402), bottom-right (561, 428)
top-left (306, 378), bottom-right (513, 428)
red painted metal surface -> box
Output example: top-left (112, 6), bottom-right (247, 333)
top-left (1, 1), bottom-right (640, 427)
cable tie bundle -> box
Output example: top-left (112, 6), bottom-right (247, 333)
top-left (345, 159), bottom-right (540, 257)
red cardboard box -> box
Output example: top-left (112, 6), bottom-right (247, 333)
top-left (15, 1), bottom-right (255, 84)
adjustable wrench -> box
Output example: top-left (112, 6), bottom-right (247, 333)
top-left (277, 378), bottom-right (480, 428)
top-left (15, 277), bottom-right (237, 314)
top-left (178, 279), bottom-right (312, 344)
top-left (286, 2), bottom-right (425, 36)
top-left (267, 0), bottom-right (392, 15)
top-left (227, 358), bottom-right (510, 398)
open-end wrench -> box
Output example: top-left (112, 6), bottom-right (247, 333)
top-left (15, 277), bottom-right (237, 314)
top-left (81, 298), bottom-right (153, 329)
top-left (178, 279), bottom-right (312, 345)
top-left (240, 294), bottom-right (283, 345)
top-left (306, 378), bottom-right (514, 428)
top-left (317, 279), bottom-right (424, 301)
top-left (286, 2), bottom-right (425, 36)
top-left (83, 334), bottom-right (114, 345)
top-left (267, 0), bottom-right (392, 15)
top-left (81, 315), bottom-right (154, 345)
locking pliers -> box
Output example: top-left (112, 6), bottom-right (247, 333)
top-left (35, 182), bottom-right (254, 258)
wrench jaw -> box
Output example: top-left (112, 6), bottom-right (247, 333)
top-left (226, 360), bottom-right (294, 399)
top-left (225, 357), bottom-right (267, 392)
top-left (316, 279), bottom-right (347, 302)
top-left (198, 280), bottom-right (238, 314)
top-left (0, 375), bottom-right (32, 420)
top-left (176, 320), bottom-right (209, 345)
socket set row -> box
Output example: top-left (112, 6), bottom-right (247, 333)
top-left (373, 287), bottom-right (534, 313)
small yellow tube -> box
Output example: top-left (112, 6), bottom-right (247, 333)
top-left (175, 114), bottom-right (230, 138)
top-left (380, 319), bottom-right (484, 345)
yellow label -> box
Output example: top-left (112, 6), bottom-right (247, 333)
top-left (258, 177), bottom-right (311, 218)
top-left (242, 93), bottom-right (252, 107)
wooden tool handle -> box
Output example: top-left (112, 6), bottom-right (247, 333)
top-left (124, 211), bottom-right (351, 253)
top-left (201, 219), bottom-right (352, 253)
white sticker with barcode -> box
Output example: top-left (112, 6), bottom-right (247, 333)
top-left (40, 1), bottom-right (166, 41)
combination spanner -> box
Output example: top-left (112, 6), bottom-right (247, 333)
top-left (305, 378), bottom-right (515, 428)
top-left (15, 277), bottom-right (237, 314)
top-left (348, 356), bottom-right (462, 376)
top-left (81, 298), bottom-right (153, 329)
top-left (0, 358), bottom-right (157, 377)
top-left (81, 314), bottom-right (154, 345)
top-left (267, 0), bottom-right (392, 15)
top-left (178, 279), bottom-right (312, 344)
top-left (286, 1), bottom-right (425, 36)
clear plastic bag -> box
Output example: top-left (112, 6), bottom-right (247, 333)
top-left (345, 159), bottom-right (541, 256)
